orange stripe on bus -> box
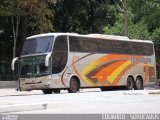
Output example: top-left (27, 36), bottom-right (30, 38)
top-left (90, 54), bottom-right (143, 73)
top-left (144, 65), bottom-right (149, 84)
top-left (95, 54), bottom-right (142, 65)
top-left (71, 54), bottom-right (96, 86)
top-left (72, 59), bottom-right (83, 82)
top-left (94, 60), bottom-right (127, 83)
top-left (113, 63), bottom-right (138, 85)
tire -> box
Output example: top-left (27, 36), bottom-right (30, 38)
top-left (42, 90), bottom-right (52, 94)
top-left (53, 89), bottom-right (61, 94)
top-left (68, 77), bottom-right (80, 93)
top-left (134, 77), bottom-right (144, 90)
top-left (126, 76), bottom-right (134, 90)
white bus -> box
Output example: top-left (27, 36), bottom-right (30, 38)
top-left (12, 33), bottom-right (156, 94)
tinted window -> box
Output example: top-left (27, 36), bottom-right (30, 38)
top-left (53, 36), bottom-right (68, 52)
top-left (52, 36), bottom-right (68, 74)
top-left (69, 36), bottom-right (98, 52)
top-left (82, 38), bottom-right (98, 52)
top-left (69, 36), bottom-right (153, 56)
top-left (21, 36), bottom-right (54, 55)
top-left (97, 40), bottom-right (131, 54)
top-left (130, 42), bottom-right (153, 55)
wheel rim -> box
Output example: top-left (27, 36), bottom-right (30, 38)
top-left (69, 78), bottom-right (79, 93)
top-left (128, 81), bottom-right (132, 88)
top-left (71, 80), bottom-right (78, 91)
top-left (136, 79), bottom-right (142, 89)
top-left (127, 77), bottom-right (134, 90)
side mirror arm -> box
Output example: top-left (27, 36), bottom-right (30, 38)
top-left (45, 53), bottom-right (52, 67)
top-left (11, 57), bottom-right (18, 70)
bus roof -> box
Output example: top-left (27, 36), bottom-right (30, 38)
top-left (86, 34), bottom-right (129, 40)
top-left (26, 33), bottom-right (76, 39)
top-left (26, 33), bottom-right (153, 44)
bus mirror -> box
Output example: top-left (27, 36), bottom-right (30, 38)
top-left (11, 57), bottom-right (18, 71)
top-left (45, 53), bottom-right (52, 67)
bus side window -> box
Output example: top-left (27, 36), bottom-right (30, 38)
top-left (52, 36), bottom-right (68, 74)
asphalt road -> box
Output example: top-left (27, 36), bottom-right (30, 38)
top-left (0, 88), bottom-right (160, 114)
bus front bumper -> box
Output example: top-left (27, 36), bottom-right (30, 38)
top-left (19, 77), bottom-right (50, 91)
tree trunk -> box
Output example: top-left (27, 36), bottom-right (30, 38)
top-left (123, 0), bottom-right (128, 37)
top-left (18, 16), bottom-right (27, 55)
top-left (12, 16), bottom-right (20, 59)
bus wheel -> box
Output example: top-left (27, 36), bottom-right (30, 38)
top-left (68, 77), bottom-right (80, 93)
top-left (126, 76), bottom-right (134, 90)
top-left (53, 89), bottom-right (60, 94)
top-left (42, 90), bottom-right (52, 94)
top-left (134, 77), bottom-right (144, 90)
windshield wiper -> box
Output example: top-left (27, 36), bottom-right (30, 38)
top-left (36, 52), bottom-right (43, 54)
top-left (23, 52), bottom-right (31, 55)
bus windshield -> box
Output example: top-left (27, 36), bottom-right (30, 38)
top-left (21, 36), bottom-right (54, 55)
top-left (20, 55), bottom-right (51, 78)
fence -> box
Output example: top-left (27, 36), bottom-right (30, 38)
top-left (0, 60), bottom-right (17, 81)
top-left (157, 64), bottom-right (160, 79)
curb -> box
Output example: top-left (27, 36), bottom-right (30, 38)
top-left (0, 81), bottom-right (17, 88)
top-left (0, 103), bottom-right (48, 113)
top-left (122, 91), bottom-right (148, 95)
top-left (148, 91), bottom-right (160, 95)
top-left (122, 90), bottom-right (160, 95)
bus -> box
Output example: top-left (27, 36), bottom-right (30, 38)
top-left (11, 33), bottom-right (157, 94)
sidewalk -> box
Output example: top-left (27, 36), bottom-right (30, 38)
top-left (0, 81), bottom-right (17, 88)
top-left (0, 89), bottom-right (44, 113)
top-left (0, 89), bottom-right (42, 97)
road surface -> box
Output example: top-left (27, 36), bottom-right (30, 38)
top-left (0, 88), bottom-right (160, 113)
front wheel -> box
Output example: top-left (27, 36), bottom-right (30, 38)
top-left (68, 77), bottom-right (80, 93)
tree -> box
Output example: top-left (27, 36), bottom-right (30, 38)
top-left (103, 0), bottom-right (160, 77)
top-left (152, 28), bottom-right (160, 65)
top-left (129, 0), bottom-right (160, 65)
top-left (103, 12), bottom-right (151, 40)
top-left (52, 0), bottom-right (116, 34)
top-left (0, 0), bottom-right (55, 58)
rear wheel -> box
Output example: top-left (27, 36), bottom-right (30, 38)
top-left (42, 89), bottom-right (52, 94)
top-left (68, 77), bottom-right (80, 93)
top-left (126, 76), bottom-right (134, 90)
top-left (134, 77), bottom-right (143, 90)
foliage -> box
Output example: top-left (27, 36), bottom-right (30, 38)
top-left (103, 13), bottom-right (151, 40)
top-left (0, 0), bottom-right (160, 80)
top-left (103, 0), bottom-right (160, 65)
top-left (52, 0), bottom-right (116, 34)
top-left (152, 28), bottom-right (160, 64)
top-left (129, 0), bottom-right (160, 32)
top-left (0, 0), bottom-right (55, 58)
